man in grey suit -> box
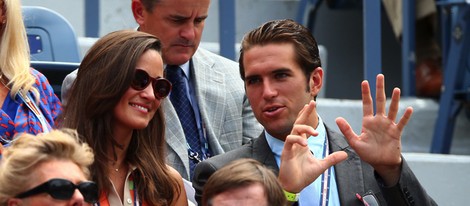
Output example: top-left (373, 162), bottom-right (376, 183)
top-left (61, 0), bottom-right (262, 180)
top-left (193, 19), bottom-right (436, 205)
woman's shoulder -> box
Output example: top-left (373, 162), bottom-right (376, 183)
top-left (29, 68), bottom-right (49, 84)
top-left (166, 164), bottom-right (183, 179)
top-left (165, 165), bottom-right (191, 206)
top-left (28, 68), bottom-right (61, 107)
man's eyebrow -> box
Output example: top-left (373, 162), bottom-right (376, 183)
top-left (244, 74), bottom-right (260, 80)
top-left (168, 14), bottom-right (208, 20)
top-left (168, 14), bottom-right (189, 19)
top-left (272, 68), bottom-right (291, 74)
top-left (196, 15), bottom-right (208, 20)
top-left (245, 68), bottom-right (292, 79)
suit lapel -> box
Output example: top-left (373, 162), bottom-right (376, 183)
top-left (252, 133), bottom-right (279, 175)
top-left (163, 99), bottom-right (189, 177)
top-left (191, 51), bottom-right (226, 154)
top-left (327, 127), bottom-right (366, 205)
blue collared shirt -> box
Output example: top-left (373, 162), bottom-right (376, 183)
top-left (266, 116), bottom-right (340, 206)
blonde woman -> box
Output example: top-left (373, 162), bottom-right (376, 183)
top-left (0, 0), bottom-right (61, 144)
top-left (0, 129), bottom-right (97, 205)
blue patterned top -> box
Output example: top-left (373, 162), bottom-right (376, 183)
top-left (0, 68), bottom-right (61, 142)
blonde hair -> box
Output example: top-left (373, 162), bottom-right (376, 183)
top-left (0, 0), bottom-right (38, 99)
top-left (0, 129), bottom-right (94, 205)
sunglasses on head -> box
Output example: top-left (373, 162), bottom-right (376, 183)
top-left (131, 69), bottom-right (172, 99)
top-left (16, 178), bottom-right (99, 203)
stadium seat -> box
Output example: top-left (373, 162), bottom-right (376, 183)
top-left (22, 6), bottom-right (80, 63)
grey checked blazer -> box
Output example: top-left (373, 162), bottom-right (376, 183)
top-left (163, 48), bottom-right (263, 179)
top-left (61, 48), bottom-right (263, 180)
top-left (193, 126), bottom-right (437, 206)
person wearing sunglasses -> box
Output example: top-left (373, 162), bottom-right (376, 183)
top-left (59, 30), bottom-right (189, 206)
top-left (0, 129), bottom-right (97, 205)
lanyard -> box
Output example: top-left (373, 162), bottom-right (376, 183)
top-left (187, 123), bottom-right (210, 164)
top-left (319, 136), bottom-right (331, 206)
top-left (178, 63), bottom-right (211, 163)
top-left (17, 90), bottom-right (51, 133)
top-left (187, 139), bottom-right (210, 163)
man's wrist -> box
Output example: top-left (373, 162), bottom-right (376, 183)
top-left (283, 189), bottom-right (300, 202)
top-left (374, 159), bottom-right (403, 187)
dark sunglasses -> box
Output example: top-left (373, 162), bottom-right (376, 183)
top-left (16, 178), bottom-right (99, 203)
top-left (131, 69), bottom-right (172, 99)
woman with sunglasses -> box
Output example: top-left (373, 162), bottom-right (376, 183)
top-left (59, 30), bottom-right (188, 206)
top-left (0, 129), bottom-right (98, 205)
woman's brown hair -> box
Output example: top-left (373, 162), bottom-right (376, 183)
top-left (60, 30), bottom-right (180, 205)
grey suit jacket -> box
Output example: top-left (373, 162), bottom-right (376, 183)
top-left (192, 126), bottom-right (437, 206)
top-left (61, 48), bottom-right (263, 179)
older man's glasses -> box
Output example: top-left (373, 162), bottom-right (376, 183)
top-left (16, 178), bottom-right (99, 203)
top-left (131, 69), bottom-right (172, 99)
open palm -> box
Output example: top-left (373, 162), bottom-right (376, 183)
top-left (336, 74), bottom-right (413, 185)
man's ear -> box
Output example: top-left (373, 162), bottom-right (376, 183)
top-left (131, 0), bottom-right (145, 25)
top-left (309, 67), bottom-right (323, 96)
top-left (8, 198), bottom-right (22, 206)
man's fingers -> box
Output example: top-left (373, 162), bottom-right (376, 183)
top-left (294, 100), bottom-right (316, 125)
top-left (290, 124), bottom-right (318, 136)
top-left (362, 80), bottom-right (374, 117)
top-left (322, 151), bottom-right (348, 168)
top-left (376, 74), bottom-right (386, 116)
top-left (397, 106), bottom-right (413, 131)
top-left (284, 134), bottom-right (309, 148)
top-left (335, 117), bottom-right (357, 142)
top-left (284, 124), bottom-right (317, 152)
top-left (388, 87), bottom-right (400, 122)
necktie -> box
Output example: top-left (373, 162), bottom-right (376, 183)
top-left (165, 65), bottom-right (201, 179)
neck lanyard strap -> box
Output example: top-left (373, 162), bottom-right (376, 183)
top-left (319, 136), bottom-right (331, 206)
top-left (17, 90), bottom-right (50, 133)
top-left (187, 126), bottom-right (210, 163)
top-left (95, 174), bottom-right (145, 206)
top-left (129, 175), bottom-right (142, 206)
